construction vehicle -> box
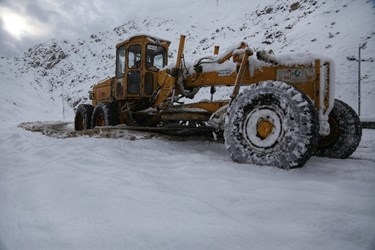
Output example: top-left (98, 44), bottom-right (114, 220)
top-left (74, 34), bottom-right (362, 169)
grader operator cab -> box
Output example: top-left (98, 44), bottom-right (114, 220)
top-left (75, 34), bottom-right (362, 169)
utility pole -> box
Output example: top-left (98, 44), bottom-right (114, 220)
top-left (62, 84), bottom-right (65, 120)
top-left (358, 42), bottom-right (367, 117)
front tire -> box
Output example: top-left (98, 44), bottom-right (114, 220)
top-left (74, 104), bottom-right (94, 131)
top-left (91, 102), bottom-right (119, 128)
top-left (316, 99), bottom-right (362, 158)
top-left (224, 81), bottom-right (319, 169)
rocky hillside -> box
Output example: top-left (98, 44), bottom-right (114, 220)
top-left (0, 0), bottom-right (374, 122)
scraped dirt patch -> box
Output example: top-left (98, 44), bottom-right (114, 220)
top-left (18, 121), bottom-right (217, 142)
top-left (18, 121), bottom-right (160, 140)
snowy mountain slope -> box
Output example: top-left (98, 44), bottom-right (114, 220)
top-left (0, 0), bottom-right (374, 124)
top-left (0, 57), bottom-right (63, 123)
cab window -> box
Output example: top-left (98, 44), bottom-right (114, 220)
top-left (146, 44), bottom-right (167, 71)
top-left (116, 46), bottom-right (125, 78)
top-left (128, 45), bottom-right (141, 69)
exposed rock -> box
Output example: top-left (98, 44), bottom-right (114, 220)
top-left (290, 2), bottom-right (301, 12)
top-left (24, 43), bottom-right (67, 70)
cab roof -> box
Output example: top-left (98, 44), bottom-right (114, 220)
top-left (116, 34), bottom-right (171, 49)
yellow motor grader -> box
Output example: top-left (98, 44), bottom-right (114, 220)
top-left (74, 34), bottom-right (362, 169)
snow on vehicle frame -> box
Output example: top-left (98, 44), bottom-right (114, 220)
top-left (74, 34), bottom-right (362, 169)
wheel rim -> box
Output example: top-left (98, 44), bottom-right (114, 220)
top-left (257, 119), bottom-right (274, 139)
top-left (244, 108), bottom-right (282, 148)
top-left (318, 116), bottom-right (340, 148)
top-left (96, 113), bottom-right (106, 127)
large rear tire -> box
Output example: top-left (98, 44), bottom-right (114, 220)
top-left (74, 104), bottom-right (94, 131)
top-left (91, 102), bottom-right (119, 129)
top-left (316, 99), bottom-right (362, 158)
top-left (224, 81), bottom-right (319, 169)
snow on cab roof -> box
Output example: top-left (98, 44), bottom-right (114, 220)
top-left (116, 33), bottom-right (171, 48)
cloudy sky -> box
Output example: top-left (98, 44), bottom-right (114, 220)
top-left (0, 0), bottom-right (184, 57)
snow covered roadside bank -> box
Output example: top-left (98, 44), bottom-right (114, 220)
top-left (0, 123), bottom-right (374, 250)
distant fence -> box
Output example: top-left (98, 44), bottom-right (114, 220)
top-left (361, 118), bottom-right (375, 129)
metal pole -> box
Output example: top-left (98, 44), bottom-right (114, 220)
top-left (358, 44), bottom-right (361, 117)
top-left (62, 84), bottom-right (65, 120)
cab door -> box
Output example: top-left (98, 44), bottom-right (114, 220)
top-left (144, 43), bottom-right (168, 96)
top-left (126, 44), bottom-right (142, 96)
top-left (114, 45), bottom-right (125, 99)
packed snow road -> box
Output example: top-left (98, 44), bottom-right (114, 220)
top-left (0, 122), bottom-right (375, 250)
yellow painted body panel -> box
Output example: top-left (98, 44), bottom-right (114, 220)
top-left (92, 77), bottom-right (114, 106)
top-left (153, 70), bottom-right (177, 108)
top-left (183, 62), bottom-right (323, 110)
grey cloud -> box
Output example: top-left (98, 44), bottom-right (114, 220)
top-left (25, 1), bottom-right (53, 23)
top-left (0, 0), bottom-right (26, 12)
top-left (0, 0), bottom-right (188, 57)
top-left (0, 19), bottom-right (22, 57)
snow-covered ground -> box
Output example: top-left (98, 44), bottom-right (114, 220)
top-left (1, 0), bottom-right (375, 249)
top-left (0, 122), bottom-right (374, 250)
